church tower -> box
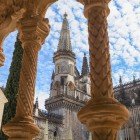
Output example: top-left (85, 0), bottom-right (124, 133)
top-left (45, 13), bottom-right (91, 140)
top-left (50, 13), bottom-right (76, 98)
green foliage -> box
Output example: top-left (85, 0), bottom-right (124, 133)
top-left (0, 34), bottom-right (23, 139)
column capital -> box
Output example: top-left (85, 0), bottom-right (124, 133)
top-left (18, 16), bottom-right (50, 51)
top-left (0, 5), bottom-right (25, 66)
top-left (78, 0), bottom-right (111, 18)
top-left (78, 0), bottom-right (111, 5)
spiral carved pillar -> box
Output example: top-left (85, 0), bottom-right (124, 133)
top-left (3, 15), bottom-right (50, 140)
top-left (0, 47), bottom-right (5, 67)
top-left (0, 38), bottom-right (5, 67)
top-left (78, 0), bottom-right (130, 139)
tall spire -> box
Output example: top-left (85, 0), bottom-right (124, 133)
top-left (81, 53), bottom-right (89, 76)
top-left (57, 13), bottom-right (72, 51)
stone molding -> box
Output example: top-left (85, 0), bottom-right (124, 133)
top-left (46, 94), bottom-right (85, 111)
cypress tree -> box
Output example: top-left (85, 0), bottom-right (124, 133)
top-left (0, 34), bottom-right (23, 139)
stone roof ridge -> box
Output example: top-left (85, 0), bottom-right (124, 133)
top-left (114, 78), bottom-right (140, 90)
top-left (57, 13), bottom-right (72, 52)
top-left (81, 52), bottom-right (89, 76)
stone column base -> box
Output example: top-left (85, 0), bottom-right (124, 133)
top-left (78, 97), bottom-right (130, 140)
top-left (2, 116), bottom-right (40, 140)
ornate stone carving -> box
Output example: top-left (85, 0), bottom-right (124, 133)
top-left (93, 129), bottom-right (117, 140)
top-left (0, 2), bottom-right (25, 66)
top-left (0, 0), bottom-right (56, 66)
top-left (0, 48), bottom-right (5, 67)
top-left (78, 0), bottom-right (130, 139)
top-left (2, 1), bottom-right (57, 139)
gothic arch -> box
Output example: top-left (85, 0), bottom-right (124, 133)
top-left (53, 81), bottom-right (61, 90)
top-left (67, 81), bottom-right (75, 91)
top-left (0, 0), bottom-right (85, 66)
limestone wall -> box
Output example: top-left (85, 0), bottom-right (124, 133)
top-left (0, 89), bottom-right (7, 129)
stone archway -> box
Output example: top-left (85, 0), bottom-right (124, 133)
top-left (0, 0), bottom-right (130, 140)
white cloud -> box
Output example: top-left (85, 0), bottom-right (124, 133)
top-left (35, 90), bottom-right (50, 109)
top-left (0, 0), bottom-right (140, 108)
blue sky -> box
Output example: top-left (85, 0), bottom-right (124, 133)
top-left (0, 0), bottom-right (140, 109)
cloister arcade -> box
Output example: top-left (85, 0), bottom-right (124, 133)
top-left (0, 0), bottom-right (130, 140)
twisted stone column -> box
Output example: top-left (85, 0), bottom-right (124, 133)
top-left (78, 0), bottom-right (130, 139)
top-left (0, 47), bottom-right (5, 67)
top-left (3, 15), bottom-right (50, 140)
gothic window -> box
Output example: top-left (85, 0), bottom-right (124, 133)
top-left (61, 65), bottom-right (68, 73)
top-left (55, 65), bottom-right (61, 74)
top-left (76, 96), bottom-right (79, 100)
top-left (53, 81), bottom-right (61, 95)
top-left (61, 76), bottom-right (67, 85)
top-left (54, 131), bottom-right (57, 137)
top-left (69, 64), bottom-right (74, 75)
top-left (68, 82), bottom-right (75, 90)
top-left (58, 66), bottom-right (60, 73)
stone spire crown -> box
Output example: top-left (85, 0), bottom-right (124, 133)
top-left (81, 53), bottom-right (89, 76)
top-left (57, 13), bottom-right (72, 51)
top-left (119, 76), bottom-right (123, 85)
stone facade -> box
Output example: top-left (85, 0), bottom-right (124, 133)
top-left (0, 89), bottom-right (7, 129)
top-left (114, 77), bottom-right (140, 140)
top-left (33, 98), bottom-right (64, 140)
top-left (33, 14), bottom-right (139, 140)
top-left (34, 77), bottom-right (140, 140)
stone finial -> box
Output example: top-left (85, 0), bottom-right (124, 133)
top-left (35, 97), bottom-right (39, 109)
top-left (64, 12), bottom-right (68, 18)
top-left (119, 76), bottom-right (123, 85)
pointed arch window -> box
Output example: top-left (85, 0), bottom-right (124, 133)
top-left (58, 65), bottom-right (60, 74)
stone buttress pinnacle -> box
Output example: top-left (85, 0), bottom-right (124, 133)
top-left (81, 53), bottom-right (89, 76)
